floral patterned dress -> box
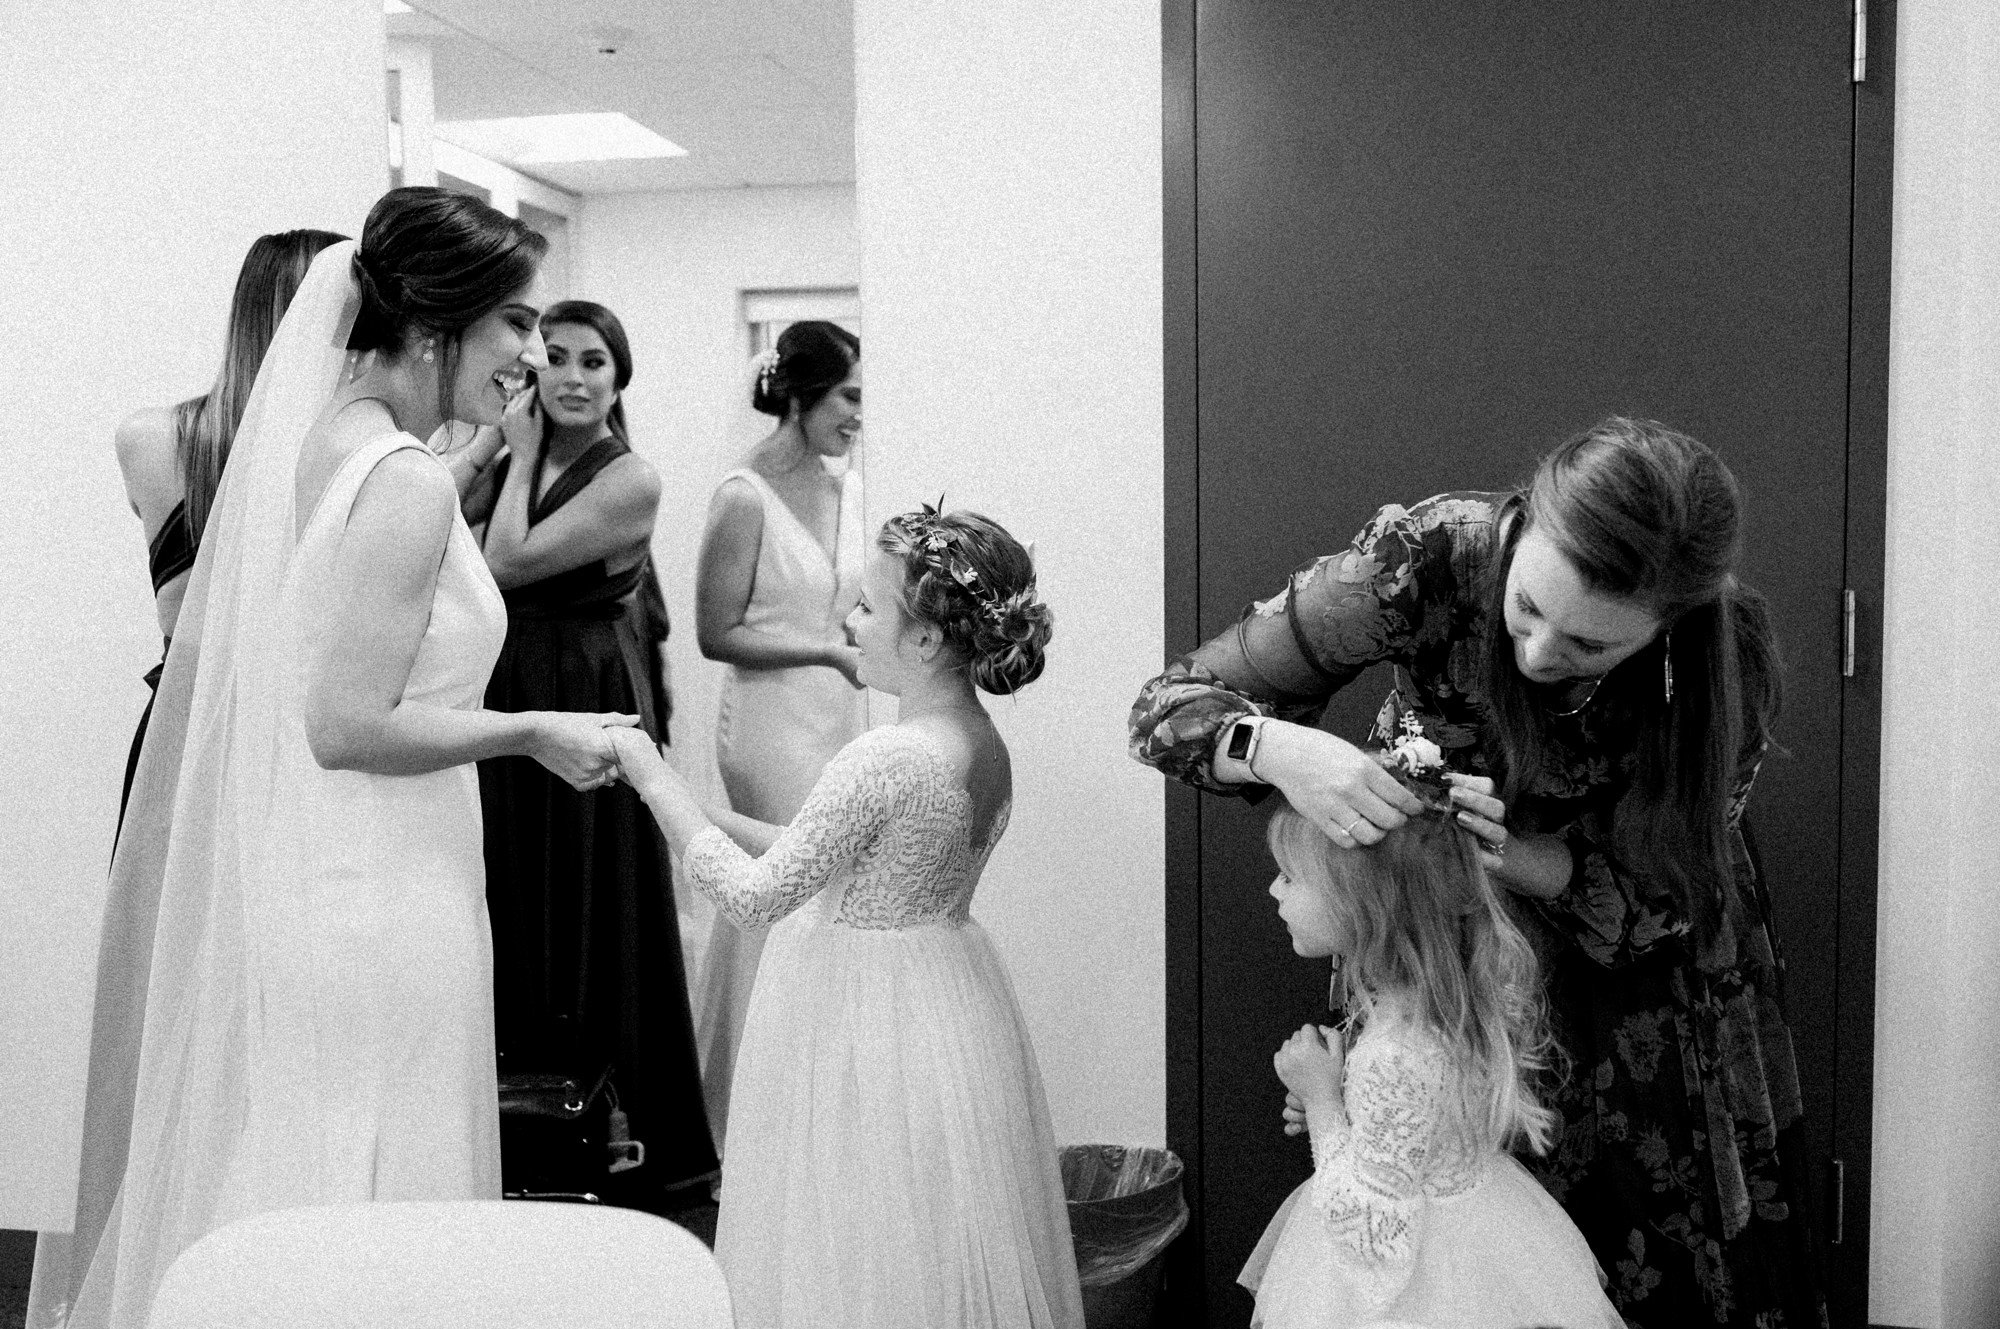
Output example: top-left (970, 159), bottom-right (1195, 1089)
top-left (1129, 492), bottom-right (1826, 1328)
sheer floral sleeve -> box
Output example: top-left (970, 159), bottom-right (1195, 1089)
top-left (1532, 742), bottom-right (1769, 969)
top-left (1127, 494), bottom-right (1502, 793)
top-left (1305, 1030), bottom-right (1451, 1313)
top-left (682, 727), bottom-right (916, 930)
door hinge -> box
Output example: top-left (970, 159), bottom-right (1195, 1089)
top-left (1831, 1157), bottom-right (1846, 1243)
top-left (1853, 0), bottom-right (1868, 83)
top-left (1842, 589), bottom-right (1857, 678)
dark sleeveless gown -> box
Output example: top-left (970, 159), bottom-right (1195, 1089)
top-left (117, 501), bottom-right (197, 841)
top-left (477, 437), bottom-right (718, 1209)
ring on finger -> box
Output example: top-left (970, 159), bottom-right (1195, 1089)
top-left (1341, 818), bottom-right (1365, 838)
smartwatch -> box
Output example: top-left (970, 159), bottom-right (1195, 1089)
top-left (1220, 715), bottom-right (1271, 782)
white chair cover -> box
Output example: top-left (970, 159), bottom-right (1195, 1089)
top-left (144, 1201), bottom-right (733, 1329)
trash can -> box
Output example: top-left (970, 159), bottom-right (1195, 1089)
top-left (1060, 1144), bottom-right (1189, 1329)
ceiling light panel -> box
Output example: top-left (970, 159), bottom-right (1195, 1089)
top-left (431, 112), bottom-right (688, 165)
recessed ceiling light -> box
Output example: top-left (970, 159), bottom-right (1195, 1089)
top-left (383, 0), bottom-right (413, 13)
top-left (432, 113), bottom-right (687, 165)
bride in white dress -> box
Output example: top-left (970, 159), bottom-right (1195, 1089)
top-left (612, 507), bottom-right (1084, 1328)
top-left (693, 320), bottom-right (865, 1144)
top-left (32, 189), bottom-right (633, 1329)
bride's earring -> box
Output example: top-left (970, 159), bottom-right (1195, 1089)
top-left (422, 338), bottom-right (436, 364)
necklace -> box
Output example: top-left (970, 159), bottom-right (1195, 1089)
top-left (1545, 675), bottom-right (1604, 718)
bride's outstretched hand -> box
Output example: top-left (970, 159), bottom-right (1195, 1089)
top-left (531, 711), bottom-right (638, 790)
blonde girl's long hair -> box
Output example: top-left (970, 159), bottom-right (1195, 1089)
top-left (172, 229), bottom-right (347, 544)
top-left (1268, 791), bottom-right (1560, 1156)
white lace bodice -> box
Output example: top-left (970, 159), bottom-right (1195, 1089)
top-left (684, 725), bottom-right (1010, 933)
top-left (1306, 1019), bottom-right (1487, 1310)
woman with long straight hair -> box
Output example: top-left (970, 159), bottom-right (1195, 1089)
top-left (1129, 417), bottom-right (1823, 1327)
top-left (35, 188), bottom-right (635, 1329)
top-left (460, 298), bottom-right (719, 1209)
top-left (111, 228), bottom-right (346, 827)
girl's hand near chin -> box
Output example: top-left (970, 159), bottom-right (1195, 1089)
top-left (1273, 1023), bottom-right (1345, 1113)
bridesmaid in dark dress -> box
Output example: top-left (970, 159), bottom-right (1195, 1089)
top-left (111, 228), bottom-right (347, 835)
top-left (463, 299), bottom-right (718, 1210)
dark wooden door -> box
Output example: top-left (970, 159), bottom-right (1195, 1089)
top-left (1163, 2), bottom-right (1891, 1324)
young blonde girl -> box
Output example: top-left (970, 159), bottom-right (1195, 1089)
top-left (1245, 731), bottom-right (1622, 1328)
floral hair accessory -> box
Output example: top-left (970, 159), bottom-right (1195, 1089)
top-left (1379, 712), bottom-right (1454, 811)
top-left (896, 500), bottom-right (1037, 626)
top-left (754, 348), bottom-right (781, 397)
top-left (1386, 712), bottom-right (1445, 775)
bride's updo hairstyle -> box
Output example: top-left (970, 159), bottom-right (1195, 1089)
top-left (877, 509), bottom-right (1054, 695)
top-left (347, 186), bottom-right (548, 422)
top-left (752, 319), bottom-right (860, 418)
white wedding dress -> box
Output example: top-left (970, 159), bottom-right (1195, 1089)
top-left (700, 465), bottom-right (864, 1143)
top-left (683, 724), bottom-right (1084, 1329)
top-left (31, 240), bottom-right (511, 1329)
top-left (1239, 1012), bottom-right (1622, 1329)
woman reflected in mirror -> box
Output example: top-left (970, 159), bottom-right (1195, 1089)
top-left (691, 319), bottom-right (864, 1146)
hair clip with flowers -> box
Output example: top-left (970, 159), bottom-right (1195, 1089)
top-left (898, 500), bottom-right (1035, 627)
top-left (754, 348), bottom-right (781, 397)
top-left (1380, 712), bottom-right (1454, 810)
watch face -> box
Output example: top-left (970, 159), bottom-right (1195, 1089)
top-left (1227, 722), bottom-right (1253, 761)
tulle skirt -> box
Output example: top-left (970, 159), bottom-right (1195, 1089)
top-left (1240, 1152), bottom-right (1622, 1329)
top-left (714, 903), bottom-right (1084, 1329)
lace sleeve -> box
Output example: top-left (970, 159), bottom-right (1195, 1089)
top-left (1305, 1032), bottom-right (1450, 1314)
top-left (681, 728), bottom-right (914, 930)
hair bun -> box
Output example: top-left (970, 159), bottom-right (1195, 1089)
top-left (968, 596), bottom-right (1053, 695)
top-left (349, 250), bottom-right (405, 351)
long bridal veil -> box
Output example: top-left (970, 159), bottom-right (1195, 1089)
top-left (29, 242), bottom-right (361, 1329)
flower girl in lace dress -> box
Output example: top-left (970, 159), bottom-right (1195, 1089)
top-left (1243, 727), bottom-right (1622, 1329)
top-left (609, 507), bottom-right (1083, 1329)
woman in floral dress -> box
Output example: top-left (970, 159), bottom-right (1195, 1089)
top-left (1129, 417), bottom-right (1825, 1327)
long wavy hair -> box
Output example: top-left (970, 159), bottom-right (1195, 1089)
top-left (171, 228), bottom-right (348, 543)
top-left (1268, 793), bottom-right (1558, 1156)
top-left (1478, 417), bottom-right (1782, 949)
top-left (537, 300), bottom-right (633, 444)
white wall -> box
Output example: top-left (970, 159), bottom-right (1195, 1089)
top-left (1869, 0), bottom-right (2000, 1324)
top-left (852, 0), bottom-right (1165, 1144)
top-left (569, 184), bottom-right (860, 817)
top-left (0, 0), bottom-right (387, 1229)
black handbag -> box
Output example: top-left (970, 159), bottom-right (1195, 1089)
top-left (497, 1065), bottom-right (645, 1203)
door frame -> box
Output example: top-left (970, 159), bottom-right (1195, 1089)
top-left (1156, 1), bottom-right (1897, 1322)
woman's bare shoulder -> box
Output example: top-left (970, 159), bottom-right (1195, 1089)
top-left (114, 404), bottom-right (184, 517)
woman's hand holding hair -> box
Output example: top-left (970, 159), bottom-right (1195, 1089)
top-left (1443, 772), bottom-right (1573, 899)
top-left (1248, 722), bottom-right (1423, 847)
top-left (529, 711), bottom-right (636, 790)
